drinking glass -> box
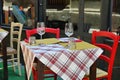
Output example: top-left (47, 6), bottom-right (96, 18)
top-left (29, 36), bottom-right (36, 45)
top-left (37, 22), bottom-right (45, 39)
top-left (65, 22), bottom-right (73, 38)
top-left (68, 37), bottom-right (76, 49)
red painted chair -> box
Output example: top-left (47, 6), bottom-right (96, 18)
top-left (26, 28), bottom-right (37, 40)
top-left (84, 31), bottom-right (119, 80)
top-left (26, 28), bottom-right (60, 40)
top-left (25, 27), bottom-right (60, 80)
top-left (45, 28), bottom-right (60, 38)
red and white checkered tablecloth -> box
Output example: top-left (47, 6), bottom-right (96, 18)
top-left (0, 29), bottom-right (8, 43)
top-left (20, 41), bottom-right (103, 80)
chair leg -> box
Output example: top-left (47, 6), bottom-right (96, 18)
top-left (17, 56), bottom-right (22, 76)
top-left (11, 54), bottom-right (16, 72)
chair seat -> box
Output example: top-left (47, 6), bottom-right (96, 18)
top-left (96, 68), bottom-right (108, 78)
top-left (7, 47), bottom-right (16, 54)
top-left (84, 68), bottom-right (108, 79)
top-left (0, 47), bottom-right (16, 56)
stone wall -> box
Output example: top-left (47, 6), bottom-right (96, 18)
top-left (47, 9), bottom-right (120, 31)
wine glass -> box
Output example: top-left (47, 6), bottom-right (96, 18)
top-left (65, 22), bottom-right (73, 38)
top-left (65, 22), bottom-right (74, 49)
top-left (37, 22), bottom-right (45, 39)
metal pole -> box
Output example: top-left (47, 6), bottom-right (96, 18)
top-left (0, 0), bottom-right (3, 25)
top-left (38, 0), bottom-right (46, 22)
top-left (35, 0), bottom-right (38, 26)
top-left (78, 0), bottom-right (84, 39)
top-left (101, 0), bottom-right (113, 31)
top-left (108, 0), bottom-right (113, 31)
top-left (35, 0), bottom-right (46, 27)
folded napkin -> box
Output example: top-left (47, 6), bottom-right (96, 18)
top-left (59, 37), bottom-right (82, 42)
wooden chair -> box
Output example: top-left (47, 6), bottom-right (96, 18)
top-left (25, 27), bottom-right (60, 80)
top-left (26, 28), bottom-right (60, 40)
top-left (0, 22), bottom-right (23, 76)
top-left (84, 31), bottom-right (119, 80)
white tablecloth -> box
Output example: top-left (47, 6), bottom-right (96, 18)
top-left (21, 39), bottom-right (103, 80)
top-left (0, 28), bottom-right (8, 43)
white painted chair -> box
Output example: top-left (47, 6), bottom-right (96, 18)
top-left (0, 22), bottom-right (23, 76)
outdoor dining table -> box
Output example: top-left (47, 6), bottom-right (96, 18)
top-left (0, 28), bottom-right (8, 80)
top-left (20, 38), bottom-right (103, 80)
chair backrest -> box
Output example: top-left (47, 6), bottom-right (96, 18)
top-left (91, 31), bottom-right (119, 79)
top-left (10, 22), bottom-right (23, 53)
top-left (26, 28), bottom-right (37, 40)
top-left (26, 28), bottom-right (60, 39)
top-left (45, 28), bottom-right (60, 38)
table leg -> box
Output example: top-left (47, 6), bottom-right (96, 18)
top-left (37, 60), bottom-right (44, 80)
top-left (90, 61), bottom-right (96, 80)
top-left (2, 37), bottom-right (8, 80)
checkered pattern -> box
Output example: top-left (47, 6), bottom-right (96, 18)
top-left (20, 41), bottom-right (103, 80)
top-left (0, 29), bottom-right (8, 43)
